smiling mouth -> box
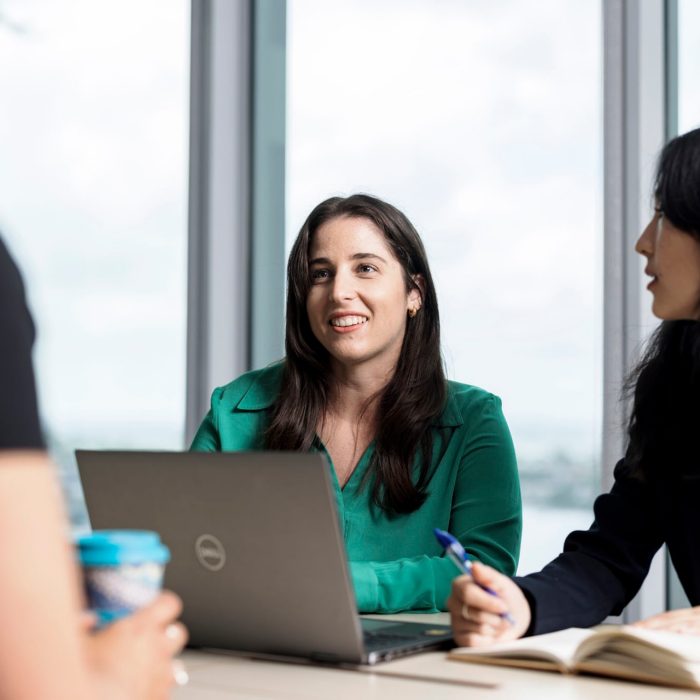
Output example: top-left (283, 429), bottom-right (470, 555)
top-left (329, 315), bottom-right (368, 328)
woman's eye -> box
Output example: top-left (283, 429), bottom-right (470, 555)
top-left (310, 269), bottom-right (329, 282)
top-left (358, 264), bottom-right (376, 274)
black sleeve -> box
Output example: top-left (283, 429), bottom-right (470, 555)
top-left (513, 459), bottom-right (663, 635)
top-left (0, 237), bottom-right (44, 449)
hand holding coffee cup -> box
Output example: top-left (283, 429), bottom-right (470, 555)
top-left (77, 530), bottom-right (170, 625)
top-left (77, 530), bottom-right (188, 694)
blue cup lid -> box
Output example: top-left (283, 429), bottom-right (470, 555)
top-left (76, 529), bottom-right (170, 566)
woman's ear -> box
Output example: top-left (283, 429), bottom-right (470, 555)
top-left (409, 274), bottom-right (425, 309)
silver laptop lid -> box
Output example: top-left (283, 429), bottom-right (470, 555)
top-left (76, 450), bottom-right (367, 662)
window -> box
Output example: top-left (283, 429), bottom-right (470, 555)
top-left (287, 0), bottom-right (602, 573)
top-left (0, 0), bottom-right (190, 529)
top-left (678, 0), bottom-right (700, 133)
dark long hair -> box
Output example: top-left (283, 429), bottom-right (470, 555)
top-left (265, 194), bottom-right (447, 514)
top-left (625, 128), bottom-right (700, 477)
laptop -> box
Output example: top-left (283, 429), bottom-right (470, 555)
top-left (76, 450), bottom-right (452, 664)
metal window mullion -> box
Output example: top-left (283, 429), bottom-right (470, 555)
top-left (186, 0), bottom-right (252, 445)
top-left (185, 0), bottom-right (212, 446)
top-left (250, 0), bottom-right (287, 369)
top-left (603, 0), bottom-right (667, 624)
top-left (662, 0), bottom-right (690, 612)
top-left (665, 0), bottom-right (679, 141)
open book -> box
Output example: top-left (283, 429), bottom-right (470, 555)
top-left (448, 626), bottom-right (700, 689)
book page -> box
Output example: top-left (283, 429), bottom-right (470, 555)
top-left (449, 628), bottom-right (594, 671)
top-left (576, 625), bottom-right (700, 663)
top-left (574, 626), bottom-right (700, 688)
top-left (617, 627), bottom-right (700, 662)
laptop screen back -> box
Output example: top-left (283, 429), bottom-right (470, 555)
top-left (77, 450), bottom-right (366, 661)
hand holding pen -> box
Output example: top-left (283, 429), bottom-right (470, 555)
top-left (434, 529), bottom-right (515, 625)
top-left (435, 528), bottom-right (532, 646)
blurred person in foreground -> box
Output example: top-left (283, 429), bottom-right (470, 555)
top-left (449, 128), bottom-right (700, 645)
top-left (0, 236), bottom-right (188, 699)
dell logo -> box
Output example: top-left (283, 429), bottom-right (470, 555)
top-left (195, 534), bottom-right (226, 572)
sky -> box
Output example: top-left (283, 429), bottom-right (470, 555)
top-left (679, 0), bottom-right (700, 133)
top-left (0, 0), bottom-right (189, 445)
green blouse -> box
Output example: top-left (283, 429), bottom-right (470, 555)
top-left (190, 363), bottom-right (522, 613)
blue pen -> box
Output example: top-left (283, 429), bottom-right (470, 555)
top-left (434, 528), bottom-right (515, 626)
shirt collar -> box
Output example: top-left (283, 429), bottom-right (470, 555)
top-left (433, 388), bottom-right (463, 428)
top-left (235, 364), bottom-right (283, 411)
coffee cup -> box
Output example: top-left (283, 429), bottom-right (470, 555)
top-left (77, 529), bottom-right (170, 625)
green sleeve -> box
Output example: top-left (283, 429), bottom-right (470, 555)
top-left (449, 394), bottom-right (522, 574)
top-left (350, 395), bottom-right (522, 613)
top-left (350, 557), bottom-right (464, 613)
top-left (190, 387), bottom-right (223, 451)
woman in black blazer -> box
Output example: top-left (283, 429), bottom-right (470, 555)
top-left (449, 127), bottom-right (700, 644)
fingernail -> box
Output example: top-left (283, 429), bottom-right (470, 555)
top-left (172, 660), bottom-right (189, 686)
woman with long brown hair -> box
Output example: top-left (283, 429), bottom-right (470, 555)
top-left (192, 194), bottom-right (521, 613)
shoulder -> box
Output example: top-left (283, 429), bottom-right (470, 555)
top-left (211, 362), bottom-right (284, 413)
top-left (0, 237), bottom-right (22, 294)
top-left (0, 238), bottom-right (32, 333)
top-left (442, 383), bottom-right (517, 483)
top-left (441, 380), bottom-right (505, 426)
top-left (446, 380), bottom-right (500, 406)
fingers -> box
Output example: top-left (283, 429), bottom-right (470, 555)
top-left (450, 608), bottom-right (510, 641)
top-left (634, 609), bottom-right (683, 629)
top-left (165, 622), bottom-right (189, 654)
top-left (140, 590), bottom-right (183, 626)
top-left (452, 615), bottom-right (510, 639)
top-left (128, 592), bottom-right (187, 655)
top-left (460, 609), bottom-right (507, 629)
top-left (447, 564), bottom-right (531, 647)
top-left (471, 561), bottom-right (508, 596)
top-left (448, 574), bottom-right (509, 644)
top-left (172, 660), bottom-right (189, 687)
top-left (633, 615), bottom-right (667, 629)
top-left (450, 571), bottom-right (508, 617)
top-left (446, 588), bottom-right (505, 629)
top-left (451, 630), bottom-right (507, 648)
top-left (633, 606), bottom-right (700, 635)
top-left (660, 621), bottom-right (700, 635)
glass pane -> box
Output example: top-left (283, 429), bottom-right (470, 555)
top-left (0, 0), bottom-right (190, 530)
top-left (287, 0), bottom-right (602, 574)
top-left (678, 0), bottom-right (700, 133)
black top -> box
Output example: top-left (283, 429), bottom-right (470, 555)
top-left (515, 457), bottom-right (700, 634)
top-left (0, 237), bottom-right (44, 449)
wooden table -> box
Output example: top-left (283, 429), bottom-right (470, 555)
top-left (173, 613), bottom-right (695, 699)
